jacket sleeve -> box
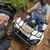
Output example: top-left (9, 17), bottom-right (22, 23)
top-left (0, 36), bottom-right (12, 50)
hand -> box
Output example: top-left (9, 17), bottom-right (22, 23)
top-left (27, 10), bottom-right (31, 13)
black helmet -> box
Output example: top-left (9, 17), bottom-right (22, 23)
top-left (0, 3), bottom-right (16, 19)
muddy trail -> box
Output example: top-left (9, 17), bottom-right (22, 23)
top-left (8, 0), bottom-right (50, 50)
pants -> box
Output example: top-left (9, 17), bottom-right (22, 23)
top-left (27, 13), bottom-right (45, 32)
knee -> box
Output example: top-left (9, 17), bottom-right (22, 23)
top-left (31, 20), bottom-right (37, 25)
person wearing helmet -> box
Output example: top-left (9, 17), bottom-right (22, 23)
top-left (0, 3), bottom-right (16, 50)
top-left (27, 0), bottom-right (50, 32)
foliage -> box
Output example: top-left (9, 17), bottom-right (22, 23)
top-left (29, 0), bottom-right (35, 3)
top-left (16, 0), bottom-right (26, 9)
top-left (0, 0), bottom-right (26, 9)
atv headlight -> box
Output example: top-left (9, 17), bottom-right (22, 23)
top-left (14, 17), bottom-right (24, 29)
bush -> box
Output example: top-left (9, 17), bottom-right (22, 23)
top-left (16, 0), bottom-right (26, 9)
top-left (29, 0), bottom-right (35, 3)
top-left (0, 0), bottom-right (26, 10)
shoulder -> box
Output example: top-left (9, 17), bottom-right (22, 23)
top-left (3, 35), bottom-right (12, 41)
top-left (34, 2), bottom-right (41, 7)
top-left (35, 2), bottom-right (41, 5)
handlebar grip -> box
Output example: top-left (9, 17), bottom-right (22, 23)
top-left (28, 12), bottom-right (32, 16)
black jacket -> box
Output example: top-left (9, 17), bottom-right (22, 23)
top-left (0, 35), bottom-right (12, 50)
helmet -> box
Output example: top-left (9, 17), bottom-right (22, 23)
top-left (0, 3), bottom-right (16, 34)
top-left (0, 3), bottom-right (16, 20)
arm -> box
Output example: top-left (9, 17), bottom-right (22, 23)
top-left (46, 8), bottom-right (50, 23)
top-left (27, 2), bottom-right (40, 12)
top-left (0, 36), bottom-right (12, 50)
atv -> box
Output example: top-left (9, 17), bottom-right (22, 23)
top-left (12, 12), bottom-right (48, 47)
